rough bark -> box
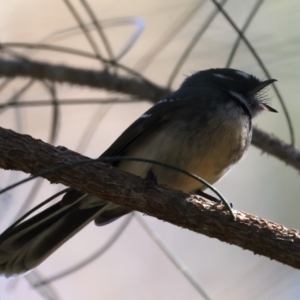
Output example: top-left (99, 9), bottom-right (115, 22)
top-left (0, 126), bottom-right (299, 269)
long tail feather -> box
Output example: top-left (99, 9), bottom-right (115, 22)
top-left (0, 199), bottom-right (105, 277)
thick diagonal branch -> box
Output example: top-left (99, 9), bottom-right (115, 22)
top-left (0, 126), bottom-right (299, 269)
top-left (0, 57), bottom-right (299, 170)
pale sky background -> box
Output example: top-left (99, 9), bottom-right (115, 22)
top-left (0, 1), bottom-right (300, 300)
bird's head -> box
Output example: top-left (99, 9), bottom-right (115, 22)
top-left (181, 68), bottom-right (277, 118)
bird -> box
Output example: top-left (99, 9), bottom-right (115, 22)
top-left (0, 68), bottom-right (277, 277)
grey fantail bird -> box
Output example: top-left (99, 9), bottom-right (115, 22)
top-left (0, 68), bottom-right (277, 277)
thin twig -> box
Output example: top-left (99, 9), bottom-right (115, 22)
top-left (0, 97), bottom-right (141, 108)
top-left (135, 0), bottom-right (205, 72)
top-left (225, 0), bottom-right (264, 68)
top-left (80, 0), bottom-right (114, 60)
top-left (42, 81), bottom-right (60, 144)
top-left (1, 42), bottom-right (151, 81)
top-left (167, 0), bottom-right (227, 88)
top-left (63, 0), bottom-right (104, 64)
top-left (0, 79), bottom-right (35, 116)
top-left (210, 0), bottom-right (295, 146)
top-left (33, 214), bottom-right (133, 287)
top-left (25, 270), bottom-right (60, 300)
top-left (135, 213), bottom-right (213, 300)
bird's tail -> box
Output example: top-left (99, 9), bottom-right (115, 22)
top-left (0, 194), bottom-right (130, 277)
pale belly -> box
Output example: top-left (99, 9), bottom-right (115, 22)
top-left (118, 119), bottom-right (251, 193)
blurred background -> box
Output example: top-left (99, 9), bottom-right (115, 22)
top-left (0, 0), bottom-right (299, 299)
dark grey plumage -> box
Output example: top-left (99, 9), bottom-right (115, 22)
top-left (0, 68), bottom-right (276, 277)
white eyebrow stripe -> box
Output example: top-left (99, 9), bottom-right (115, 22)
top-left (157, 98), bottom-right (168, 104)
top-left (229, 91), bottom-right (248, 106)
top-left (235, 70), bottom-right (250, 78)
top-left (140, 113), bottom-right (151, 118)
top-left (157, 98), bottom-right (179, 104)
top-left (213, 73), bottom-right (232, 80)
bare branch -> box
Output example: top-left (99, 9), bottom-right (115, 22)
top-left (0, 57), bottom-right (298, 171)
top-left (0, 126), bottom-right (300, 269)
top-left (252, 126), bottom-right (300, 169)
top-left (0, 57), bottom-right (168, 101)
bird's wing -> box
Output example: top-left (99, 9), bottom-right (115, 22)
top-left (100, 96), bottom-right (185, 162)
top-left (0, 199), bottom-right (107, 277)
top-left (62, 93), bottom-right (185, 203)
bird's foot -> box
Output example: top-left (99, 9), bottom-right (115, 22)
top-left (144, 169), bottom-right (158, 190)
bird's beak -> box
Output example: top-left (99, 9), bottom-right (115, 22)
top-left (251, 78), bottom-right (277, 95)
top-left (259, 103), bottom-right (278, 113)
top-left (251, 78), bottom-right (277, 113)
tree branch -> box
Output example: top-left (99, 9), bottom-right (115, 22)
top-left (0, 57), bottom-right (298, 171)
top-left (0, 126), bottom-right (299, 269)
top-left (252, 126), bottom-right (300, 169)
top-left (0, 57), bottom-right (168, 101)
